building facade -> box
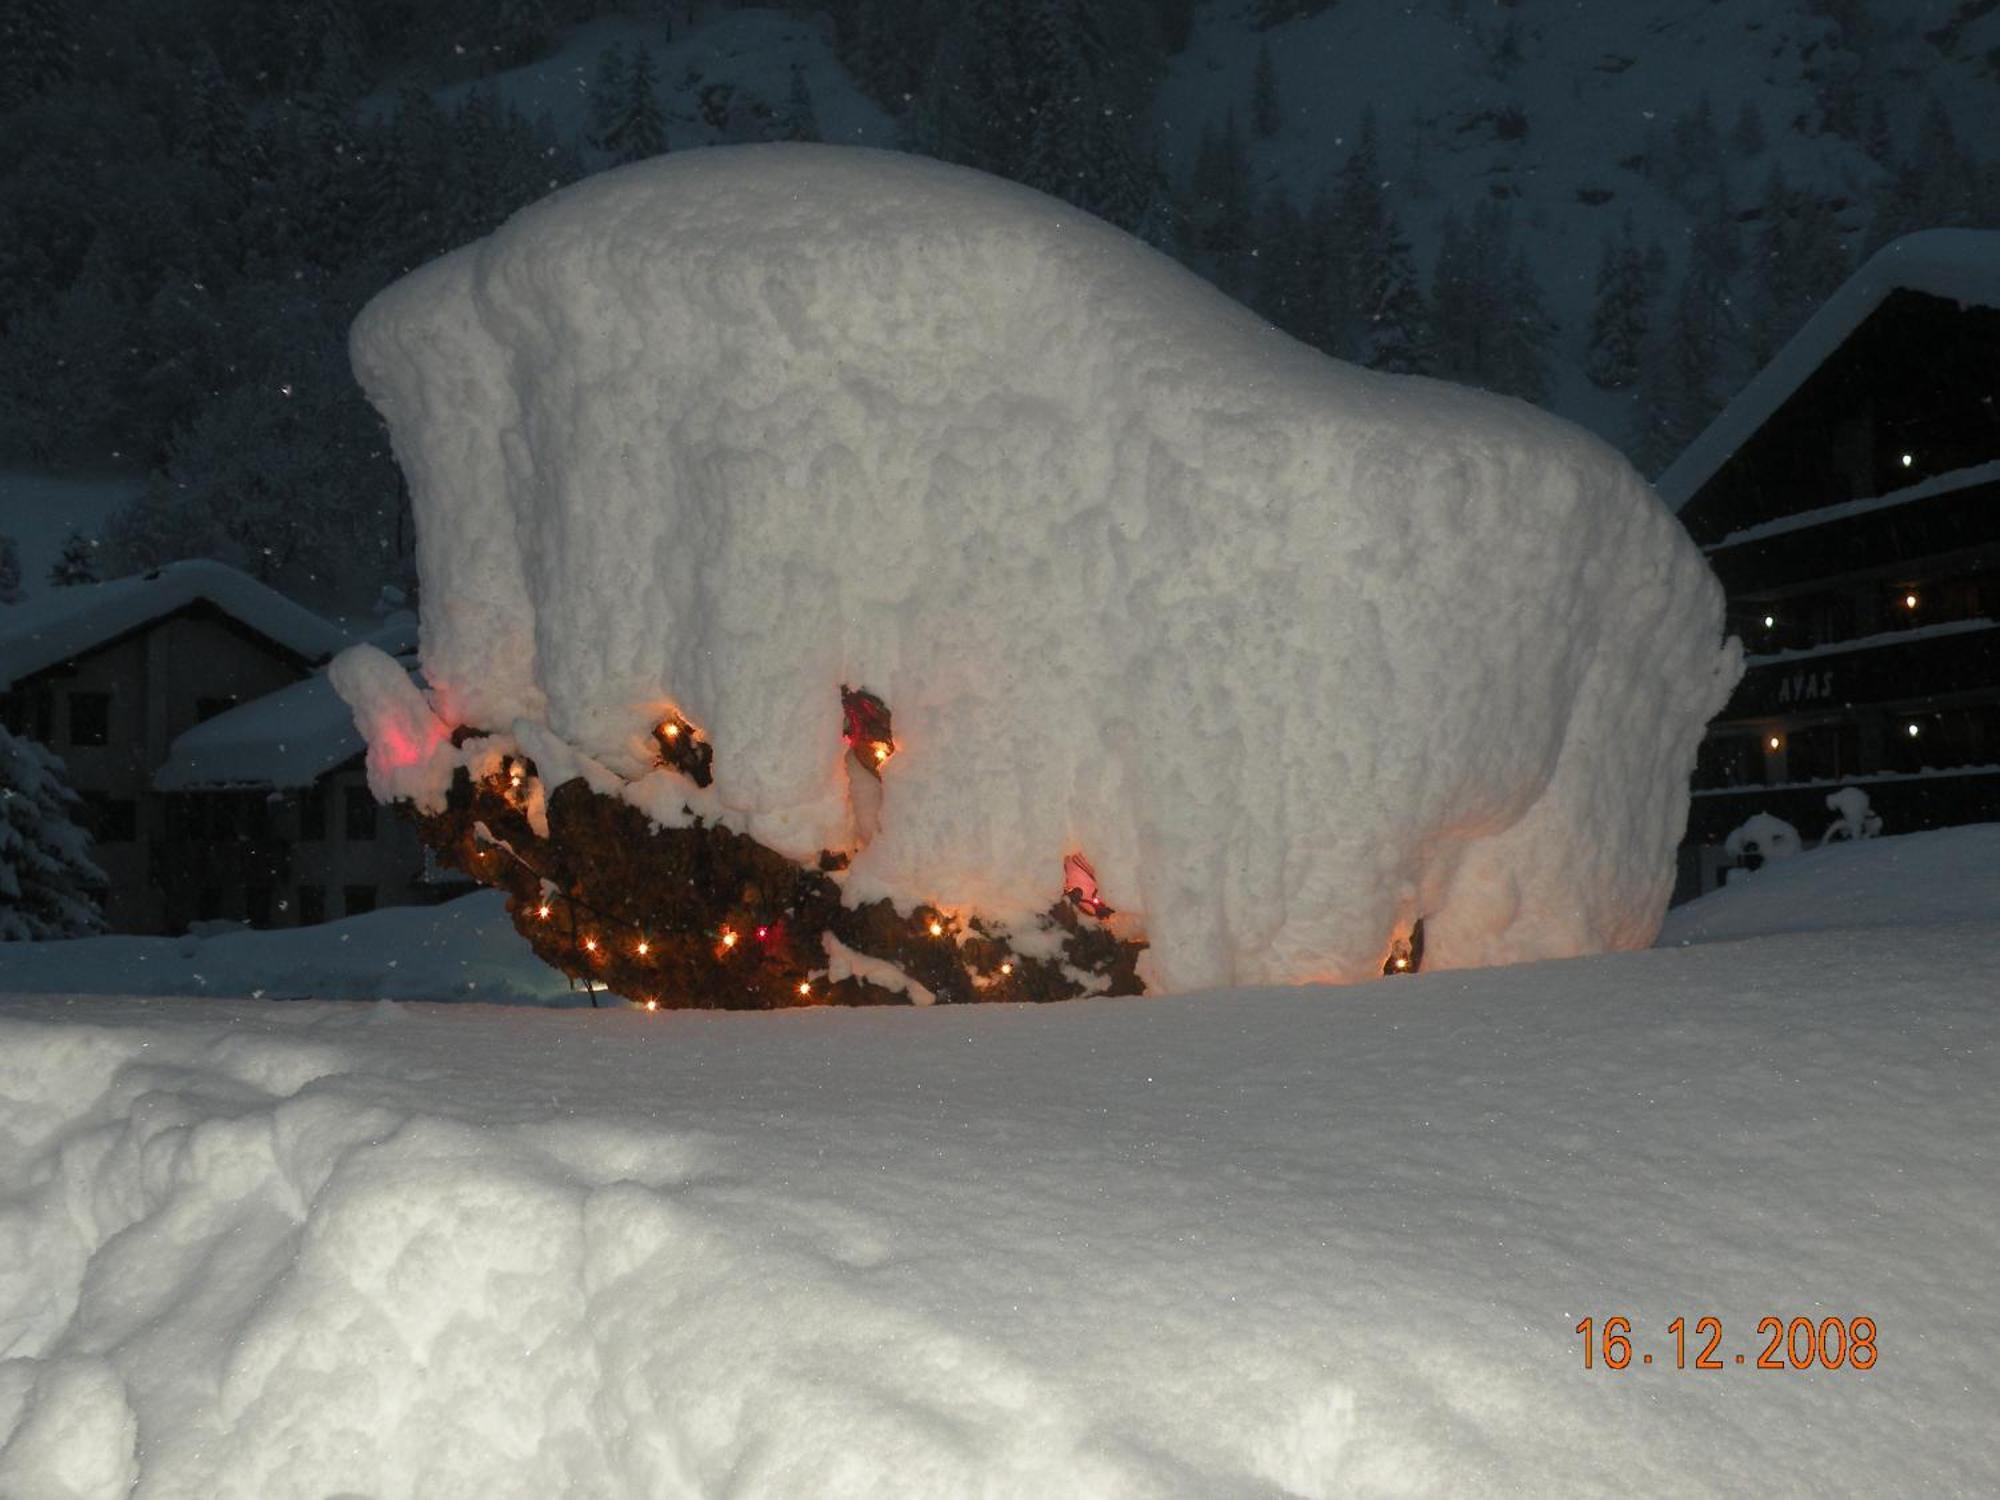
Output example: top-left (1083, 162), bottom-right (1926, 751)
top-left (0, 561), bottom-right (435, 934)
top-left (1658, 231), bottom-right (2000, 882)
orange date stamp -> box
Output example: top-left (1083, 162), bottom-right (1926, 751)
top-left (1576, 1316), bottom-right (1876, 1371)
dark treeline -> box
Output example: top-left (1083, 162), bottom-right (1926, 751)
top-left (1, 0), bottom-right (1995, 606)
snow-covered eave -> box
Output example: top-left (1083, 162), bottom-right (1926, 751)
top-left (1656, 230), bottom-right (2000, 512)
top-left (152, 746), bottom-right (364, 795)
top-left (0, 560), bottom-right (351, 693)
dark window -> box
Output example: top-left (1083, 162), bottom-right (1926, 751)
top-left (343, 884), bottom-right (377, 917)
top-left (1694, 734), bottom-right (1758, 790)
top-left (82, 796), bottom-right (137, 843)
top-left (344, 785), bottom-right (378, 841)
top-left (205, 797), bottom-right (237, 839)
top-left (299, 786), bottom-right (327, 841)
top-left (12, 688), bottom-right (56, 741)
top-left (67, 692), bottom-right (110, 746)
top-left (1787, 722), bottom-right (1860, 783)
top-left (195, 695), bottom-right (238, 723)
top-left (296, 885), bottom-right (326, 925)
top-left (245, 885), bottom-right (274, 928)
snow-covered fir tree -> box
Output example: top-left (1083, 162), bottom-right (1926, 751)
top-left (0, 0), bottom-right (74, 111)
top-left (1729, 101), bottom-right (1765, 158)
top-left (779, 64), bottom-right (821, 143)
top-left (1250, 43), bottom-right (1282, 140)
top-left (1428, 203), bottom-right (1550, 402)
top-left (1585, 217), bottom-right (1654, 391)
top-left (602, 44), bottom-right (669, 166)
top-left (0, 724), bottom-right (107, 941)
top-left (1187, 110), bottom-right (1254, 292)
top-left (1748, 169), bottom-right (1850, 366)
top-left (47, 531), bottom-right (99, 587)
top-left (0, 533), bottom-right (21, 604)
top-left (585, 42), bottom-right (626, 152)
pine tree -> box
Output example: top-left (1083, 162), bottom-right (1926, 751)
top-left (0, 723), bottom-right (107, 941)
top-left (585, 42), bottom-right (626, 151)
top-left (492, 0), bottom-right (554, 70)
top-left (47, 531), bottom-right (98, 587)
top-left (1863, 97), bottom-right (1894, 166)
top-left (0, 0), bottom-right (74, 112)
top-left (779, 64), bottom-right (821, 143)
top-left (1749, 170), bottom-right (1850, 365)
top-left (183, 45), bottom-right (250, 175)
top-left (604, 44), bottom-right (669, 166)
top-left (1729, 101), bottom-right (1765, 158)
top-left (1629, 270), bottom-right (1720, 477)
top-left (1254, 186), bottom-right (1315, 340)
top-left (1328, 110), bottom-right (1388, 357)
top-left (1492, 243), bottom-right (1554, 403)
top-left (1428, 203), bottom-right (1545, 400)
top-left (1353, 208), bottom-right (1428, 374)
top-left (1585, 217), bottom-right (1653, 391)
top-left (1189, 111), bottom-right (1254, 291)
top-left (0, 534), bottom-right (20, 604)
top-left (1250, 43), bottom-right (1282, 140)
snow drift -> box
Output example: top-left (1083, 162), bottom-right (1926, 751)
top-left (7, 822), bottom-right (2000, 1495)
top-left (339, 144), bottom-right (1737, 991)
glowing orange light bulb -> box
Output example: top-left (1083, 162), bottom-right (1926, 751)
top-left (872, 742), bottom-right (890, 762)
top-left (584, 936), bottom-right (598, 952)
top-left (644, 998), bottom-right (659, 1011)
top-left (928, 919), bottom-right (944, 937)
top-left (637, 939), bottom-right (650, 956)
top-left (721, 929), bottom-right (739, 949)
top-left (1904, 593), bottom-right (1919, 609)
top-left (536, 903), bottom-right (550, 919)
top-left (1394, 957), bottom-right (1409, 971)
top-left (1000, 962), bottom-right (1013, 976)
top-left (662, 722), bottom-right (681, 739)
top-left (1768, 735), bottom-right (1781, 751)
top-left (797, 980), bottom-right (812, 996)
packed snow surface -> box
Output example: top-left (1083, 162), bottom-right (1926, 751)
top-left (5, 825), bottom-right (1999, 1496)
top-left (344, 144), bottom-right (1736, 992)
top-left (0, 891), bottom-right (572, 1006)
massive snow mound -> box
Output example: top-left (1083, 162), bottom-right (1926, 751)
top-left (343, 144), bottom-right (1737, 991)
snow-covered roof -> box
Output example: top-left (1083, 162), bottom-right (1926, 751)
top-left (156, 654), bottom-right (422, 791)
top-left (153, 671), bottom-right (363, 791)
top-left (0, 559), bottom-right (350, 692)
top-left (1656, 230), bottom-right (2000, 511)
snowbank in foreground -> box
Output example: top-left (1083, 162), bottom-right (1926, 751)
top-left (344, 144), bottom-right (1737, 993)
top-left (5, 916), bottom-right (1996, 1494)
top-left (0, 893), bottom-right (574, 1005)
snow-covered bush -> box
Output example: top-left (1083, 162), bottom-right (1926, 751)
top-left (336, 145), bottom-right (1737, 1000)
top-left (1724, 812), bottom-right (1803, 869)
top-left (1821, 786), bottom-right (1883, 844)
top-left (0, 723), bottom-right (106, 940)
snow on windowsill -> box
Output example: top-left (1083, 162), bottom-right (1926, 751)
top-left (1710, 458), bottom-right (2000, 551)
top-left (1741, 616), bottom-right (1999, 668)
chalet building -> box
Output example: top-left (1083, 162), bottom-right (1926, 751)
top-left (0, 561), bottom-right (434, 934)
top-left (1658, 230), bottom-right (2000, 886)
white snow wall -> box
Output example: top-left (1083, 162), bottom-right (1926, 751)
top-left (344, 144), bottom-right (1739, 992)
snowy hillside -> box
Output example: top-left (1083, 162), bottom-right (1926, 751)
top-left (1158, 0), bottom-right (2000, 451)
top-left (417, 8), bottom-right (895, 152)
top-left (0, 473), bottom-right (138, 601)
top-left (4, 825), bottom-right (1998, 1495)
